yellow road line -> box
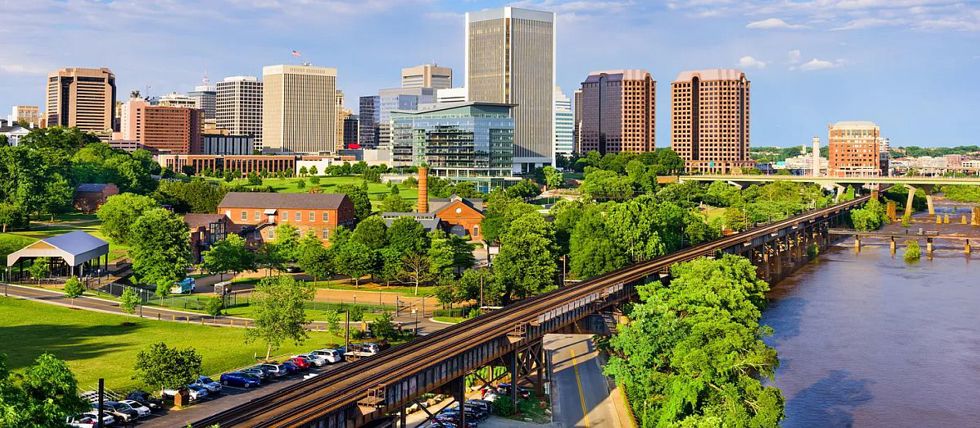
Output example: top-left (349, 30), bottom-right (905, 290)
top-left (569, 348), bottom-right (591, 428)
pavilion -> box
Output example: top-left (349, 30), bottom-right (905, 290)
top-left (5, 231), bottom-right (110, 279)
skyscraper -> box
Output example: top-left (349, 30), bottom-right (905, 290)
top-left (9, 106), bottom-right (40, 125)
top-left (401, 64), bottom-right (453, 90)
top-left (377, 87), bottom-right (434, 148)
top-left (343, 114), bottom-right (359, 148)
top-left (828, 121), bottom-right (881, 177)
top-left (573, 89), bottom-right (582, 153)
top-left (158, 92), bottom-right (198, 109)
top-left (262, 64), bottom-right (337, 154)
top-left (359, 96), bottom-right (380, 149)
top-left (336, 90), bottom-right (351, 152)
top-left (45, 67), bottom-right (116, 135)
top-left (579, 70), bottom-right (656, 155)
top-left (466, 7), bottom-right (555, 171)
top-left (120, 94), bottom-right (201, 154)
top-left (216, 76), bottom-right (263, 147)
top-left (553, 86), bottom-right (574, 158)
top-left (671, 69), bottom-right (752, 174)
top-left (188, 84), bottom-right (217, 120)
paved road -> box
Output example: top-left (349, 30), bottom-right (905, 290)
top-left (546, 334), bottom-right (622, 428)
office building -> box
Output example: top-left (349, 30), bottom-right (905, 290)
top-left (466, 7), bottom-right (555, 171)
top-left (343, 114), bottom-right (359, 148)
top-left (45, 67), bottom-right (116, 135)
top-left (579, 70), bottom-right (655, 155)
top-left (202, 134), bottom-right (254, 155)
top-left (377, 87), bottom-right (434, 148)
top-left (158, 92), bottom-right (198, 109)
top-left (573, 89), bottom-right (582, 153)
top-left (391, 102), bottom-right (515, 191)
top-left (121, 96), bottom-right (202, 154)
top-left (436, 88), bottom-right (467, 105)
top-left (671, 69), bottom-right (752, 174)
top-left (262, 64), bottom-right (337, 153)
top-left (216, 76), bottom-right (263, 145)
top-left (188, 84), bottom-right (217, 120)
top-left (359, 96), bottom-right (380, 149)
top-left (553, 86), bottom-right (574, 157)
top-left (402, 64), bottom-right (453, 90)
top-left (335, 90), bottom-right (349, 152)
top-left (10, 105), bottom-right (40, 125)
top-left (828, 121), bottom-right (881, 177)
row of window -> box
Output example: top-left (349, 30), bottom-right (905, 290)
top-left (239, 210), bottom-right (330, 222)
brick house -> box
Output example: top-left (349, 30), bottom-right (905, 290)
top-left (73, 183), bottom-right (120, 214)
top-left (217, 192), bottom-right (356, 245)
top-left (382, 195), bottom-right (485, 241)
top-left (183, 213), bottom-right (232, 262)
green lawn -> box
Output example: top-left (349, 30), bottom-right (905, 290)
top-left (432, 316), bottom-right (465, 324)
top-left (0, 297), bottom-right (343, 392)
top-left (2, 216), bottom-right (130, 261)
top-left (220, 175), bottom-right (420, 209)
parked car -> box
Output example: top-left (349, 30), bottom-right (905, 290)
top-left (497, 383), bottom-right (531, 399)
top-left (99, 401), bottom-right (139, 423)
top-left (346, 342), bottom-right (381, 358)
top-left (187, 384), bottom-right (210, 401)
top-left (281, 360), bottom-right (301, 374)
top-left (310, 348), bottom-right (344, 364)
top-left (220, 371), bottom-right (262, 388)
top-left (436, 410), bottom-right (478, 428)
top-left (258, 363), bottom-right (288, 377)
top-left (67, 413), bottom-right (115, 428)
top-left (118, 399), bottom-right (152, 418)
top-left (169, 277), bottom-right (196, 294)
top-left (126, 390), bottom-right (163, 411)
top-left (241, 367), bottom-right (269, 381)
top-left (466, 399), bottom-right (494, 416)
top-left (191, 375), bottom-right (223, 395)
top-left (288, 356), bottom-right (311, 370)
top-left (295, 353), bottom-right (327, 367)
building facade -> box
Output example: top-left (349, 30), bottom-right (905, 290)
top-left (157, 154), bottom-right (297, 176)
top-left (358, 96), bottom-right (380, 149)
top-left (158, 92), bottom-right (198, 109)
top-left (343, 114), bottom-right (359, 148)
top-left (671, 69), bottom-right (752, 174)
top-left (262, 64), bottom-right (338, 154)
top-left (188, 85), bottom-right (217, 120)
top-left (573, 89), bottom-right (582, 153)
top-left (402, 64), bottom-right (453, 90)
top-left (579, 70), bottom-right (655, 155)
top-left (202, 134), bottom-right (254, 155)
top-left (217, 192), bottom-right (355, 244)
top-left (553, 86), bottom-right (574, 157)
top-left (140, 106), bottom-right (202, 154)
top-left (10, 106), bottom-right (40, 125)
top-left (377, 87), bottom-right (434, 149)
top-left (216, 76), bottom-right (263, 146)
top-left (466, 7), bottom-right (555, 171)
top-left (391, 102), bottom-right (515, 191)
top-left (436, 87), bottom-right (467, 105)
top-left (45, 67), bottom-right (116, 135)
top-left (828, 121), bottom-right (881, 177)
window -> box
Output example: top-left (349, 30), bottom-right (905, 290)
top-left (268, 229), bottom-right (275, 239)
top-left (322, 228), bottom-right (330, 238)
top-left (310, 212), bottom-right (315, 222)
top-left (295, 212), bottom-right (301, 221)
top-left (322, 212), bottom-right (329, 222)
top-left (241, 210), bottom-right (247, 221)
top-left (282, 211), bottom-right (288, 221)
top-left (254, 211), bottom-right (260, 221)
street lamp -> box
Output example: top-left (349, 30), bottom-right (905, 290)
top-left (412, 308), bottom-right (419, 337)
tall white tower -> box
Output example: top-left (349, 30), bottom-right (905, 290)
top-left (812, 136), bottom-right (820, 177)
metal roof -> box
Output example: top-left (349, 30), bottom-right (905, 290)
top-left (6, 231), bottom-right (109, 267)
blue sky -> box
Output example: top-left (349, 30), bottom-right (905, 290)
top-left (1, 0), bottom-right (978, 147)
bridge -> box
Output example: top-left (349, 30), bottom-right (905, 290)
top-left (192, 195), bottom-right (871, 428)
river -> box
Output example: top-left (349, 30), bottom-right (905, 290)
top-left (762, 244), bottom-right (980, 427)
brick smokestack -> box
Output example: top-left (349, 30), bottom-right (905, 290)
top-left (417, 166), bottom-right (428, 213)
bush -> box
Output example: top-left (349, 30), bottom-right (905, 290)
top-left (493, 396), bottom-right (516, 417)
top-left (348, 305), bottom-right (365, 322)
top-left (901, 214), bottom-right (911, 227)
top-left (120, 287), bottom-right (140, 314)
top-left (904, 240), bottom-right (921, 263)
top-left (205, 296), bottom-right (224, 316)
top-left (63, 276), bottom-right (85, 299)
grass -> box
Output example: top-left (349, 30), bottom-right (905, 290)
top-left (702, 206), bottom-right (727, 222)
top-left (432, 316), bottom-right (465, 324)
top-left (0, 297), bottom-right (343, 392)
top-left (310, 279), bottom-right (438, 297)
top-left (219, 175), bottom-right (420, 209)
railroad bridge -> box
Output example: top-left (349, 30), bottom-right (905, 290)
top-left (193, 195), bottom-right (870, 428)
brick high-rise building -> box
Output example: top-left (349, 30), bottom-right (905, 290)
top-left (262, 64), bottom-right (337, 154)
top-left (671, 69), bottom-right (752, 174)
top-left (466, 7), bottom-right (555, 171)
top-left (579, 70), bottom-right (656, 155)
top-left (828, 121), bottom-right (881, 177)
top-left (45, 67), bottom-right (116, 135)
top-left (121, 95), bottom-right (202, 154)
top-left (402, 64), bottom-right (453, 90)
top-left (216, 76), bottom-right (263, 147)
top-left (10, 105), bottom-right (40, 125)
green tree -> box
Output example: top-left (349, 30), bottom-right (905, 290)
top-left (905, 240), bottom-right (922, 263)
top-left (380, 192), bottom-right (413, 212)
top-left (569, 209), bottom-right (629, 278)
top-left (457, 268), bottom-right (496, 306)
top-left (386, 216), bottom-right (430, 255)
top-left (334, 241), bottom-right (376, 286)
top-left (63, 276), bottom-right (84, 304)
top-left (299, 166), bottom-right (308, 176)
top-left (297, 178), bottom-right (306, 189)
top-left (369, 312), bottom-right (399, 341)
top-left (205, 296), bottom-right (224, 316)
top-left (493, 213), bottom-right (557, 303)
top-left (542, 165), bottom-right (563, 189)
top-left (120, 286), bottom-right (141, 314)
top-left (0, 353), bottom-right (90, 427)
top-left (153, 179), bottom-right (228, 214)
top-left (325, 310), bottom-right (342, 335)
top-left (581, 169), bottom-right (634, 202)
top-left (625, 159), bottom-right (657, 194)
top-left (273, 223), bottom-right (301, 263)
top-left (244, 275), bottom-right (315, 360)
top-left (310, 175), bottom-right (320, 185)
top-left (309, 165), bottom-right (318, 176)
top-left (202, 234), bottom-right (255, 281)
top-left (133, 342), bottom-right (203, 396)
top-left (399, 251), bottom-right (431, 295)
top-left (352, 216), bottom-right (388, 250)
top-left (481, 192), bottom-right (537, 244)
top-left (428, 232), bottom-right (456, 282)
top-left (296, 231), bottom-right (333, 283)
top-left (504, 179), bottom-right (541, 201)
top-left (129, 208), bottom-right (191, 297)
top-left (96, 193), bottom-right (158, 244)
top-left (337, 183), bottom-right (372, 220)
top-left (0, 203), bottom-right (22, 232)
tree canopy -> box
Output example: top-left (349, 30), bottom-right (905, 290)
top-left (129, 208), bottom-right (191, 294)
top-left (133, 342), bottom-right (203, 395)
top-left (0, 353), bottom-right (90, 427)
top-left (244, 275), bottom-right (315, 360)
top-left (97, 193), bottom-right (159, 244)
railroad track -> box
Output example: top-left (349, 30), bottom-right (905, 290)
top-left (194, 194), bottom-right (869, 427)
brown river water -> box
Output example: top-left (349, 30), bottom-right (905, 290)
top-left (763, 243), bottom-right (980, 427)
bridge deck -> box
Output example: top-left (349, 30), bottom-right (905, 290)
top-left (829, 229), bottom-right (973, 240)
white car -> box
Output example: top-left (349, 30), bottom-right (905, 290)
top-left (119, 399), bottom-right (152, 418)
top-left (163, 385), bottom-right (208, 401)
top-left (67, 413), bottom-right (115, 428)
top-left (311, 349), bottom-right (344, 364)
top-left (294, 353), bottom-right (327, 367)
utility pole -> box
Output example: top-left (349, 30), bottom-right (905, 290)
top-left (345, 310), bottom-right (350, 351)
top-left (97, 378), bottom-right (105, 428)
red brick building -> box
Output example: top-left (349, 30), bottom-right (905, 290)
top-left (73, 183), bottom-right (119, 214)
top-left (217, 192), bottom-right (355, 244)
top-left (828, 121), bottom-right (881, 177)
top-left (183, 213), bottom-right (232, 262)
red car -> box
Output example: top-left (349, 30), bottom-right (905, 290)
top-left (288, 356), bottom-right (311, 370)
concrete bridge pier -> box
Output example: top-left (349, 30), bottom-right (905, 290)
top-left (854, 235), bottom-right (862, 252)
top-left (927, 195), bottom-right (936, 216)
top-left (905, 185), bottom-right (918, 219)
top-left (966, 239), bottom-right (972, 255)
top-left (890, 237), bottom-right (897, 255)
top-left (886, 201), bottom-right (898, 222)
top-left (973, 207), bottom-right (980, 226)
top-left (927, 238), bottom-right (934, 257)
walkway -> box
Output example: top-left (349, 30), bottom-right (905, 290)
top-left (546, 334), bottom-right (624, 428)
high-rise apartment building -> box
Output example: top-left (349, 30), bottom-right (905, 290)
top-left (121, 95), bottom-right (201, 154)
top-left (216, 76), bottom-right (263, 147)
top-left (10, 106), bottom-right (40, 125)
top-left (827, 121), bottom-right (881, 177)
top-left (579, 70), bottom-right (655, 155)
top-left (466, 7), bottom-right (555, 171)
top-left (671, 69), bottom-right (752, 174)
top-left (188, 85), bottom-right (217, 120)
top-left (359, 96), bottom-right (380, 149)
top-left (45, 67), bottom-right (116, 135)
top-left (402, 64), bottom-right (453, 90)
top-left (553, 86), bottom-right (574, 157)
top-left (262, 64), bottom-right (337, 154)
top-left (573, 89), bottom-right (582, 153)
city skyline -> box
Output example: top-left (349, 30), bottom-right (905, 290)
top-left (1, 1), bottom-right (978, 148)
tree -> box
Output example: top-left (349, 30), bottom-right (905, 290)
top-left (299, 166), bottom-right (308, 176)
top-left (337, 183), bottom-right (372, 220)
top-left (334, 241), bottom-right (376, 286)
top-left (244, 275), bottom-right (315, 360)
top-left (41, 175), bottom-right (74, 220)
top-left (505, 179), bottom-right (542, 201)
top-left (542, 166), bottom-right (563, 189)
top-left (309, 165), bottom-right (319, 176)
top-left (310, 175), bottom-right (320, 185)
top-left (399, 252), bottom-right (431, 295)
top-left (352, 216), bottom-right (388, 250)
top-left (569, 209), bottom-right (630, 278)
top-left (120, 286), bottom-right (141, 314)
top-left (247, 171), bottom-right (263, 185)
top-left (0, 203), bottom-right (21, 232)
top-left (481, 192), bottom-right (538, 244)
top-left (386, 216), bottom-right (430, 255)
top-left (325, 310), bottom-right (342, 335)
top-left (377, 248), bottom-right (403, 287)
top-left (129, 208), bottom-right (191, 297)
top-left (153, 179), bottom-right (228, 214)
top-left (27, 258), bottom-right (49, 285)
top-left (0, 353), bottom-right (90, 427)
top-left (605, 255), bottom-right (783, 426)
top-left (96, 193), bottom-right (158, 244)
top-left (273, 223), bottom-right (301, 263)
top-left (457, 268), bottom-right (496, 306)
top-left (492, 213), bottom-right (557, 303)
top-left (63, 276), bottom-right (84, 304)
top-left (133, 342), bottom-right (203, 396)
top-left (625, 160), bottom-right (657, 194)
top-left (428, 232), bottom-right (456, 282)
top-left (297, 231), bottom-right (333, 284)
top-left (297, 178), bottom-right (306, 189)
top-left (905, 240), bottom-right (921, 263)
top-left (202, 234), bottom-right (255, 281)
top-left (369, 312), bottom-right (399, 341)
top-left (205, 296), bottom-right (224, 316)
top-left (380, 192), bottom-right (413, 212)
top-left (580, 169), bottom-right (634, 202)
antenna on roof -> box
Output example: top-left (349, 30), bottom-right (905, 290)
top-left (202, 71), bottom-right (210, 86)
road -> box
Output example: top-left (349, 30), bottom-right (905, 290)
top-left (546, 334), bottom-right (622, 428)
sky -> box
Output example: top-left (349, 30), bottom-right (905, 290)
top-left (1, 0), bottom-right (978, 148)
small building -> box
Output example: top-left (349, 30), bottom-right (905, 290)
top-left (183, 213), bottom-right (232, 263)
top-left (217, 192), bottom-right (356, 244)
top-left (6, 231), bottom-right (110, 279)
top-left (381, 167), bottom-right (486, 241)
top-left (0, 122), bottom-right (31, 146)
top-left (73, 183), bottom-right (120, 214)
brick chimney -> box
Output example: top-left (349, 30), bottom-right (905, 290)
top-left (417, 166), bottom-right (428, 213)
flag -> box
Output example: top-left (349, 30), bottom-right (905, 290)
top-left (291, 50), bottom-right (302, 57)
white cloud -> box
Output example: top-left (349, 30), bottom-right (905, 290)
top-left (746, 18), bottom-right (805, 29)
top-left (738, 56), bottom-right (767, 69)
top-left (832, 17), bottom-right (898, 30)
top-left (788, 49), bottom-right (802, 63)
top-left (799, 58), bottom-right (843, 71)
top-left (0, 63), bottom-right (48, 76)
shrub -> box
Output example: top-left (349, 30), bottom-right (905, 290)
top-left (63, 276), bottom-right (85, 299)
top-left (348, 305), bottom-right (365, 322)
top-left (205, 296), bottom-right (224, 316)
top-left (904, 240), bottom-right (921, 263)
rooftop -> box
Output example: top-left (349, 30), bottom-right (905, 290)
top-left (585, 69), bottom-right (654, 82)
top-left (673, 69), bottom-right (746, 82)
